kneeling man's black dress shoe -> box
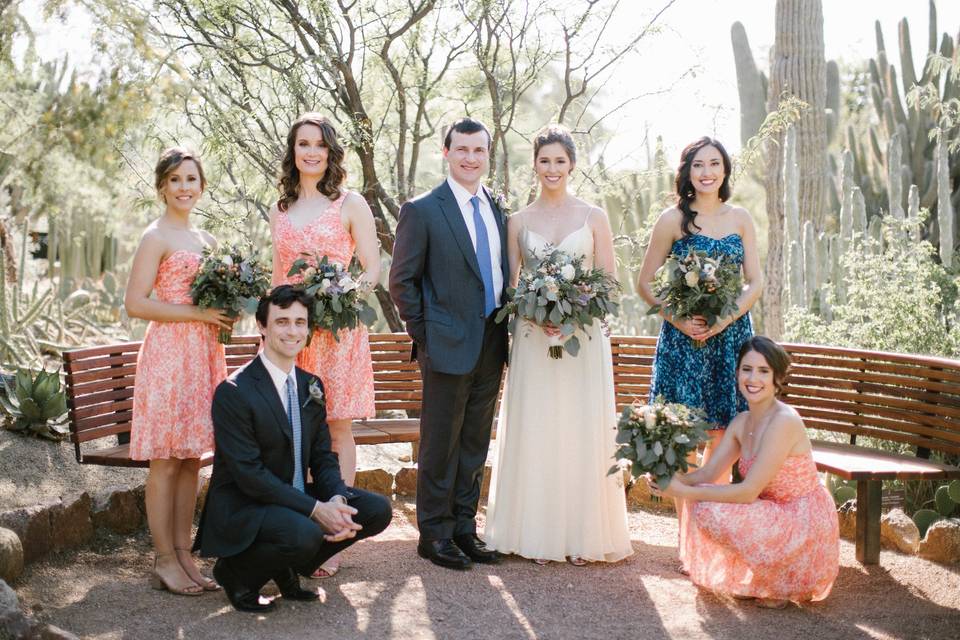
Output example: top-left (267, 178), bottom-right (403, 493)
top-left (275, 568), bottom-right (320, 601)
top-left (213, 559), bottom-right (276, 613)
top-left (454, 534), bottom-right (501, 564)
top-left (417, 538), bottom-right (471, 570)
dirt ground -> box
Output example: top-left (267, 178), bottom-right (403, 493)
top-left (11, 499), bottom-right (960, 640)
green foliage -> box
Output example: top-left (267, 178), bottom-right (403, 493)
top-left (912, 508), bottom-right (942, 539)
top-left (785, 218), bottom-right (955, 357)
top-left (934, 484), bottom-right (956, 517)
top-left (0, 367), bottom-right (69, 440)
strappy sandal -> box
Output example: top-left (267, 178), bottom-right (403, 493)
top-left (150, 553), bottom-right (203, 596)
top-left (174, 547), bottom-right (220, 591)
top-left (532, 558), bottom-right (551, 565)
top-left (312, 558), bottom-right (341, 578)
top-left (566, 556), bottom-right (588, 567)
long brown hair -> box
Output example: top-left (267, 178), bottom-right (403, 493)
top-left (674, 137), bottom-right (732, 237)
top-left (277, 113), bottom-right (346, 211)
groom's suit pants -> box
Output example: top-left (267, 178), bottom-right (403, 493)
top-left (221, 488), bottom-right (391, 591)
top-left (416, 315), bottom-right (507, 540)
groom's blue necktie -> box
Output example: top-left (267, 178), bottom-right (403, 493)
top-left (470, 195), bottom-right (497, 317)
top-left (284, 373), bottom-right (305, 492)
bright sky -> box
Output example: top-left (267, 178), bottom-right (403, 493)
top-left (22, 1), bottom-right (960, 170)
top-left (604, 0), bottom-right (960, 169)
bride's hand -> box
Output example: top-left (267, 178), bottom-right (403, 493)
top-left (541, 323), bottom-right (562, 337)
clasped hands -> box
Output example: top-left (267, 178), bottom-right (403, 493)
top-left (671, 315), bottom-right (731, 341)
top-left (310, 498), bottom-right (362, 542)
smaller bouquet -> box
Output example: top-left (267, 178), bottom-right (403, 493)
top-left (609, 396), bottom-right (710, 490)
top-left (647, 247), bottom-right (742, 348)
top-left (190, 245), bottom-right (270, 344)
top-left (287, 254), bottom-right (377, 340)
top-left (495, 247), bottom-right (619, 359)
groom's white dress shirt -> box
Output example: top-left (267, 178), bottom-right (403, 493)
top-left (446, 176), bottom-right (503, 306)
top-left (260, 353), bottom-right (296, 411)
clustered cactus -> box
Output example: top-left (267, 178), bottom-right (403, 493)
top-left (735, 1), bottom-right (960, 263)
top-left (0, 368), bottom-right (69, 440)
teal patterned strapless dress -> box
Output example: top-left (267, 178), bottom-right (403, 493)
top-left (649, 234), bottom-right (754, 429)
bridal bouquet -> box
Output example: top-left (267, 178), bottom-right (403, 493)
top-left (287, 254), bottom-right (377, 341)
top-left (495, 247), bottom-right (620, 359)
top-left (190, 245), bottom-right (270, 344)
top-left (647, 247), bottom-right (742, 347)
top-left (609, 396), bottom-right (710, 490)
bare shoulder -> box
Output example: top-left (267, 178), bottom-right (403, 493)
top-left (137, 222), bottom-right (168, 249)
top-left (342, 191), bottom-right (372, 216)
top-left (768, 403), bottom-right (806, 438)
top-left (728, 205), bottom-right (754, 229)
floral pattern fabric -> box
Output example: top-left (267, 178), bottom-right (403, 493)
top-left (649, 234), bottom-right (753, 429)
top-left (679, 452), bottom-right (840, 602)
top-left (271, 192), bottom-right (375, 420)
top-left (130, 251), bottom-right (227, 460)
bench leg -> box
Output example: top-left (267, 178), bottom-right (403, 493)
top-left (411, 442), bottom-right (419, 464)
top-left (855, 480), bottom-right (881, 564)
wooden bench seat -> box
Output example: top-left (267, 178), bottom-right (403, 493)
top-left (65, 333), bottom-right (960, 565)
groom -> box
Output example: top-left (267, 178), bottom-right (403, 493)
top-left (389, 117), bottom-right (509, 570)
top-left (195, 285), bottom-right (392, 612)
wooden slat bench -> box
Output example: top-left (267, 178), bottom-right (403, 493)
top-left (63, 334), bottom-right (423, 467)
top-left (611, 336), bottom-right (960, 565)
top-left (65, 333), bottom-right (960, 565)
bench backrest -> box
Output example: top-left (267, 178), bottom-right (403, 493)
top-left (62, 334), bottom-right (419, 457)
top-left (62, 337), bottom-right (261, 462)
top-left (63, 334), bottom-right (960, 459)
top-left (607, 338), bottom-right (960, 458)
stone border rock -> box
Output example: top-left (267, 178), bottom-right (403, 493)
top-left (836, 500), bottom-right (960, 563)
top-left (0, 578), bottom-right (78, 639)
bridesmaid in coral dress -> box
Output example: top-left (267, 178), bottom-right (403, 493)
top-left (648, 336), bottom-right (839, 609)
top-left (125, 148), bottom-right (232, 596)
top-left (270, 113), bottom-right (380, 577)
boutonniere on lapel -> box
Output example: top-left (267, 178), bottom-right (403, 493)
top-left (302, 377), bottom-right (324, 409)
top-left (491, 186), bottom-right (512, 217)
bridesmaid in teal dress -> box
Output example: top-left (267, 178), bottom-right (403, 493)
top-left (636, 137), bottom-right (762, 474)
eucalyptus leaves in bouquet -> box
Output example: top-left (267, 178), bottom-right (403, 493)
top-left (495, 247), bottom-right (620, 358)
top-left (610, 396), bottom-right (710, 490)
top-left (287, 254), bottom-right (377, 341)
top-left (190, 245), bottom-right (271, 344)
top-left (647, 247), bottom-right (742, 347)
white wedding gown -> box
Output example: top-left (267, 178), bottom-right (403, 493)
top-left (484, 222), bottom-right (633, 562)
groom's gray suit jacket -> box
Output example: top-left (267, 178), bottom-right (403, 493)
top-left (389, 180), bottom-right (509, 375)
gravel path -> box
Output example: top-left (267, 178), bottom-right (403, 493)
top-left (12, 501), bottom-right (960, 640)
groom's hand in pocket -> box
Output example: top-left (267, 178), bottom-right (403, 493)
top-left (309, 500), bottom-right (362, 542)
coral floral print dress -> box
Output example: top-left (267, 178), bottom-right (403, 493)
top-left (130, 250), bottom-right (227, 460)
top-left (679, 451), bottom-right (839, 602)
top-left (271, 192), bottom-right (375, 420)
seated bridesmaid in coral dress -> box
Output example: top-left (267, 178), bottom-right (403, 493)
top-left (270, 113), bottom-right (380, 577)
top-left (125, 148), bottom-right (232, 596)
top-left (649, 336), bottom-right (839, 609)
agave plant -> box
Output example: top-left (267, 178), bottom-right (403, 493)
top-left (0, 368), bottom-right (69, 440)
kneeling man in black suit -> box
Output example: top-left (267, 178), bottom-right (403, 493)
top-left (195, 285), bottom-right (392, 612)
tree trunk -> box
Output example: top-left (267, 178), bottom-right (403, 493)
top-left (763, 0), bottom-right (828, 339)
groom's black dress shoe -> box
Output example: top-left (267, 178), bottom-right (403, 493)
top-left (274, 569), bottom-right (320, 601)
top-left (213, 559), bottom-right (276, 613)
top-left (453, 534), bottom-right (501, 564)
top-left (417, 538), bottom-right (472, 570)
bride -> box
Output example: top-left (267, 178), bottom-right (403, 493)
top-left (483, 124), bottom-right (633, 565)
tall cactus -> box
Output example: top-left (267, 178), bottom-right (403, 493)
top-left (938, 137), bottom-right (954, 268)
